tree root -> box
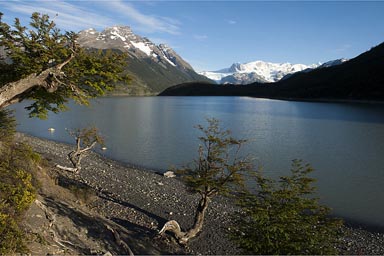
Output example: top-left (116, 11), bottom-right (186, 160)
top-left (105, 224), bottom-right (134, 256)
top-left (159, 220), bottom-right (189, 244)
top-left (34, 199), bottom-right (75, 251)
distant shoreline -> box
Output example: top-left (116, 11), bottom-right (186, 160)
top-left (250, 96), bottom-right (384, 105)
top-left (158, 93), bottom-right (384, 105)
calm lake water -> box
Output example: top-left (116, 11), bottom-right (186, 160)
top-left (10, 96), bottom-right (384, 229)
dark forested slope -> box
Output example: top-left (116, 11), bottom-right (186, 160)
top-left (160, 42), bottom-right (384, 101)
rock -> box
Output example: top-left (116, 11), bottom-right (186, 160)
top-left (163, 171), bottom-right (176, 178)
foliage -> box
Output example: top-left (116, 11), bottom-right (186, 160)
top-left (0, 110), bottom-right (39, 253)
top-left (0, 109), bottom-right (16, 145)
top-left (0, 12), bottom-right (130, 118)
top-left (179, 118), bottom-right (252, 198)
top-left (230, 160), bottom-right (343, 255)
top-left (0, 212), bottom-right (28, 254)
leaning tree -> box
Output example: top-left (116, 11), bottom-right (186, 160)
top-left (159, 118), bottom-right (253, 244)
top-left (0, 12), bottom-right (129, 118)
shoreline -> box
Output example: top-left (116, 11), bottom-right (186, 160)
top-left (250, 96), bottom-right (384, 105)
top-left (20, 132), bottom-right (384, 233)
top-left (17, 132), bottom-right (240, 255)
top-left (17, 132), bottom-right (384, 255)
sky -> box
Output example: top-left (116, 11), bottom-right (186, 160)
top-left (1, 0), bottom-right (384, 72)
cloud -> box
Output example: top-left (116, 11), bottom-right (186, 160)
top-left (2, 0), bottom-right (181, 35)
top-left (194, 34), bottom-right (208, 41)
top-left (333, 44), bottom-right (352, 54)
top-left (227, 20), bottom-right (237, 25)
top-left (1, 0), bottom-right (114, 31)
top-left (101, 1), bottom-right (181, 35)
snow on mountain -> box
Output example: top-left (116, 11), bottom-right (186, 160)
top-left (77, 26), bottom-right (189, 71)
top-left (317, 58), bottom-right (348, 68)
top-left (76, 25), bottom-right (212, 95)
top-left (130, 41), bottom-right (151, 56)
top-left (200, 61), bottom-right (318, 84)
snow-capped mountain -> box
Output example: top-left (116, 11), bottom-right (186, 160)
top-left (317, 58), bottom-right (348, 68)
top-left (200, 59), bottom-right (347, 85)
top-left (77, 26), bottom-right (211, 94)
top-left (200, 61), bottom-right (317, 84)
top-left (78, 26), bottom-right (193, 70)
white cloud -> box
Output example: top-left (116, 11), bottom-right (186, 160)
top-left (194, 34), bottom-right (208, 41)
top-left (101, 1), bottom-right (181, 35)
top-left (333, 44), bottom-right (352, 53)
top-left (228, 20), bottom-right (237, 25)
top-left (1, 0), bottom-right (114, 31)
top-left (2, 0), bottom-right (181, 35)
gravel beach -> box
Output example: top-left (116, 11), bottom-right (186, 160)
top-left (17, 132), bottom-right (384, 255)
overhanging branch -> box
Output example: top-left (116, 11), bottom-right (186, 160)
top-left (0, 53), bottom-right (75, 108)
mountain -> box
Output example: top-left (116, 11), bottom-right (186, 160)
top-left (160, 42), bottom-right (384, 101)
top-left (200, 59), bottom-right (349, 85)
top-left (199, 61), bottom-right (318, 84)
top-left (267, 44), bottom-right (384, 100)
top-left (280, 58), bottom-right (348, 81)
top-left (317, 58), bottom-right (348, 68)
top-left (77, 26), bottom-right (212, 95)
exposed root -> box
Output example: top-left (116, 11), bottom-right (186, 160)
top-left (34, 199), bottom-right (75, 251)
top-left (105, 224), bottom-right (134, 256)
top-left (159, 220), bottom-right (188, 244)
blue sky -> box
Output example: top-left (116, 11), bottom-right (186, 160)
top-left (1, 1), bottom-right (384, 71)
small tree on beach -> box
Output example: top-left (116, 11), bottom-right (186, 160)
top-left (57, 127), bottom-right (105, 173)
top-left (159, 118), bottom-right (252, 244)
top-left (230, 159), bottom-right (344, 255)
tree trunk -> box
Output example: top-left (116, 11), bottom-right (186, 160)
top-left (0, 68), bottom-right (56, 108)
top-left (185, 194), bottom-right (210, 239)
top-left (0, 54), bottom-right (74, 108)
top-left (159, 195), bottom-right (211, 244)
top-left (67, 138), bottom-right (97, 170)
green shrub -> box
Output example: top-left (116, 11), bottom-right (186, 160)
top-left (230, 160), bottom-right (343, 255)
top-left (0, 109), bottom-right (16, 147)
top-left (0, 110), bottom-right (38, 253)
top-left (0, 212), bottom-right (28, 254)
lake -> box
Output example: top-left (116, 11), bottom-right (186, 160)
top-left (10, 96), bottom-right (384, 230)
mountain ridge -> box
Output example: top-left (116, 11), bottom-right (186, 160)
top-left (77, 26), bottom-right (212, 95)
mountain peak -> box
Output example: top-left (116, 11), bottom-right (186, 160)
top-left (200, 60), bottom-right (316, 84)
top-left (76, 25), bottom-right (211, 95)
top-left (200, 59), bottom-right (347, 85)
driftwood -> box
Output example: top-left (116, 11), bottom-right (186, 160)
top-left (55, 164), bottom-right (78, 173)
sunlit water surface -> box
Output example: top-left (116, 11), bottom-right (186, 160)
top-left (10, 96), bottom-right (384, 229)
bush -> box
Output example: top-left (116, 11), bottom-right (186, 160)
top-left (230, 160), bottom-right (344, 255)
top-left (0, 110), bottom-right (38, 253)
top-left (0, 109), bottom-right (16, 146)
top-left (0, 212), bottom-right (28, 254)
